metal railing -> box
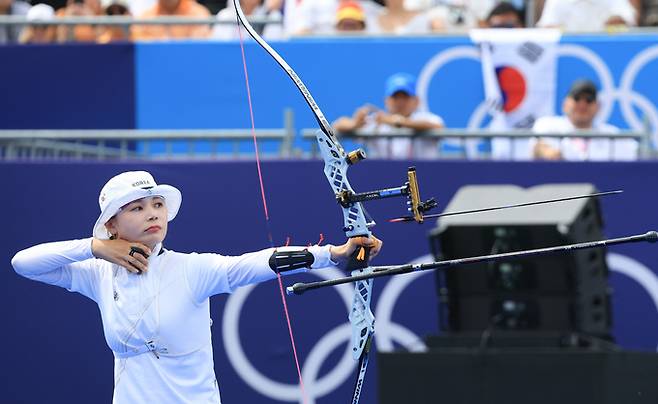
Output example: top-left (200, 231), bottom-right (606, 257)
top-left (0, 112), bottom-right (652, 160)
top-left (0, 15), bottom-right (282, 27)
top-left (0, 110), bottom-right (295, 160)
top-left (301, 128), bottom-right (653, 160)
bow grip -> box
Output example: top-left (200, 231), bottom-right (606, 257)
top-left (345, 242), bottom-right (371, 271)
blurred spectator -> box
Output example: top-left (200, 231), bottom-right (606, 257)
top-left (0, 0), bottom-right (30, 44)
top-left (485, 1), bottom-right (524, 27)
top-left (19, 4), bottom-right (56, 43)
top-left (537, 0), bottom-right (636, 31)
top-left (291, 0), bottom-right (382, 35)
top-left (335, 1), bottom-right (367, 32)
top-left (133, 0), bottom-right (211, 40)
top-left (56, 0), bottom-right (103, 42)
top-left (333, 72), bottom-right (445, 159)
top-left (428, 0), bottom-right (496, 32)
top-left (634, 0), bottom-right (658, 25)
top-left (212, 0), bottom-right (283, 40)
top-left (131, 0), bottom-right (156, 16)
top-left (97, 0), bottom-right (131, 43)
top-left (370, 0), bottom-right (431, 34)
top-left (532, 79), bottom-right (638, 161)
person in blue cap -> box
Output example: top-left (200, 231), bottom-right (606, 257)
top-left (333, 72), bottom-right (445, 159)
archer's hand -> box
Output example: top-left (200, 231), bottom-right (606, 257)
top-left (91, 238), bottom-right (152, 274)
top-left (330, 235), bottom-right (382, 263)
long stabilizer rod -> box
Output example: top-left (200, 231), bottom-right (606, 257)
top-left (287, 231), bottom-right (658, 295)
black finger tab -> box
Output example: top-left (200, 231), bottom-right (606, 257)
top-left (346, 245), bottom-right (371, 271)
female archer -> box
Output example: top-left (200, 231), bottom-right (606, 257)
top-left (11, 170), bottom-right (382, 403)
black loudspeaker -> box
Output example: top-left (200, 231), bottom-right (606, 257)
top-left (429, 184), bottom-right (611, 337)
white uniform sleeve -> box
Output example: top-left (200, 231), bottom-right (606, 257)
top-left (532, 116), bottom-right (557, 134)
top-left (468, 0), bottom-right (496, 21)
top-left (211, 8), bottom-right (236, 40)
top-left (289, 0), bottom-right (316, 33)
top-left (11, 238), bottom-right (101, 302)
top-left (184, 244), bottom-right (335, 303)
top-left (610, 0), bottom-right (637, 25)
top-left (536, 0), bottom-right (563, 27)
top-left (411, 110), bottom-right (444, 126)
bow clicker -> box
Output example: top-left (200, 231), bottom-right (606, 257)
top-left (231, 2), bottom-right (436, 402)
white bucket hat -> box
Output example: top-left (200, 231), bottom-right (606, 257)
top-left (93, 171), bottom-right (182, 239)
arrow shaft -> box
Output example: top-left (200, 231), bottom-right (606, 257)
top-left (391, 190), bottom-right (622, 222)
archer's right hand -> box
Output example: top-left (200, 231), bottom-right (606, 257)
top-left (91, 238), bottom-right (152, 274)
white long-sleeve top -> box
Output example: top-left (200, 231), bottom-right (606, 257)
top-left (11, 238), bottom-right (335, 404)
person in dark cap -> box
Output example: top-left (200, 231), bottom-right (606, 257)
top-left (531, 79), bottom-right (638, 161)
top-left (485, 2), bottom-right (524, 28)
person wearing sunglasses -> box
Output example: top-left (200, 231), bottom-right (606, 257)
top-left (531, 79), bottom-right (638, 161)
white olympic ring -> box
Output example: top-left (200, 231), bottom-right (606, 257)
top-left (221, 261), bottom-right (434, 403)
top-left (222, 251), bottom-right (658, 402)
top-left (374, 254), bottom-right (434, 353)
top-left (222, 267), bottom-right (354, 404)
top-left (607, 253), bottom-right (658, 352)
top-left (618, 45), bottom-right (658, 136)
top-left (416, 41), bottom-right (658, 144)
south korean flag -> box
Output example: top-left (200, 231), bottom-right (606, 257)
top-left (471, 29), bottom-right (561, 160)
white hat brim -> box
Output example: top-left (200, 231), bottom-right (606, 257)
top-left (92, 184), bottom-right (182, 239)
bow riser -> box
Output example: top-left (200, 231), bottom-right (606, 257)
top-left (348, 275), bottom-right (375, 360)
top-left (316, 129), bottom-right (376, 361)
top-left (317, 131), bottom-right (374, 237)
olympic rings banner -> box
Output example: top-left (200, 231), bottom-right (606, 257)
top-left (3, 35), bottom-right (658, 148)
top-left (2, 161), bottom-right (657, 404)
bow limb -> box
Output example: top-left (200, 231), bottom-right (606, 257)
top-left (232, 0), bottom-right (338, 145)
top-left (232, 0), bottom-right (376, 400)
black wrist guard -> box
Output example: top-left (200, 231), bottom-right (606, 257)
top-left (269, 249), bottom-right (315, 273)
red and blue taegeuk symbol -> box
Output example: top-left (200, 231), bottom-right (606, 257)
top-left (495, 66), bottom-right (526, 112)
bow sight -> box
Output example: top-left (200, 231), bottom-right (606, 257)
top-left (335, 164), bottom-right (438, 227)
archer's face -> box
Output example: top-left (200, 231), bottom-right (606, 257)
top-left (385, 92), bottom-right (419, 117)
top-left (105, 196), bottom-right (168, 248)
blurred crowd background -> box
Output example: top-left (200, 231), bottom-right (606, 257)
top-left (1, 0), bottom-right (655, 162)
top-left (0, 0), bottom-right (654, 44)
